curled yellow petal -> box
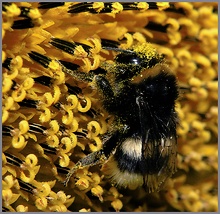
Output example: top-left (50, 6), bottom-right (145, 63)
top-left (2, 189), bottom-right (20, 205)
top-left (35, 197), bottom-right (48, 211)
top-left (3, 96), bottom-right (14, 110)
top-left (53, 85), bottom-right (61, 104)
top-left (11, 135), bottom-right (27, 150)
top-left (38, 182), bottom-right (52, 197)
top-left (22, 77), bottom-right (34, 90)
top-left (60, 137), bottom-right (72, 153)
top-left (39, 107), bottom-right (51, 123)
top-left (89, 136), bottom-right (102, 152)
top-left (2, 109), bottom-right (9, 123)
top-left (7, 67), bottom-right (19, 79)
top-left (87, 121), bottom-right (101, 138)
top-left (66, 94), bottom-right (79, 109)
top-left (42, 92), bottom-right (54, 107)
top-left (62, 109), bottom-right (73, 125)
top-left (19, 120), bottom-right (29, 135)
top-left (49, 120), bottom-right (60, 134)
top-left (91, 54), bottom-right (100, 70)
top-left (54, 69), bottom-right (66, 85)
top-left (12, 88), bottom-right (26, 102)
top-left (3, 175), bottom-right (15, 189)
top-left (68, 118), bottom-right (79, 133)
top-left (59, 153), bottom-right (70, 167)
top-left (2, 77), bottom-right (13, 93)
top-left (24, 154), bottom-right (38, 166)
top-left (47, 135), bottom-right (60, 148)
top-left (122, 33), bottom-right (133, 49)
top-left (81, 58), bottom-right (91, 72)
top-left (20, 168), bottom-right (37, 183)
top-left (26, 132), bottom-right (37, 142)
top-left (12, 56), bottom-right (23, 69)
top-left (88, 37), bottom-right (102, 54)
top-left (69, 133), bottom-right (77, 149)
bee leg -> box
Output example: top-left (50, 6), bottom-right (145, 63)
top-left (63, 131), bottom-right (120, 187)
top-left (64, 127), bottom-right (129, 187)
top-left (64, 150), bottom-right (105, 186)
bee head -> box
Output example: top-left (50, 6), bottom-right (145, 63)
top-left (114, 43), bottom-right (164, 81)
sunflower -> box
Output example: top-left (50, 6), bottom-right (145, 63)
top-left (2, 2), bottom-right (218, 212)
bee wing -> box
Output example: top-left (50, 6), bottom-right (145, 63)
top-left (143, 136), bottom-right (177, 192)
top-left (136, 95), bottom-right (177, 192)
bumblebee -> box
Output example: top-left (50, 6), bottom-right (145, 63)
top-left (61, 42), bottom-right (179, 192)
